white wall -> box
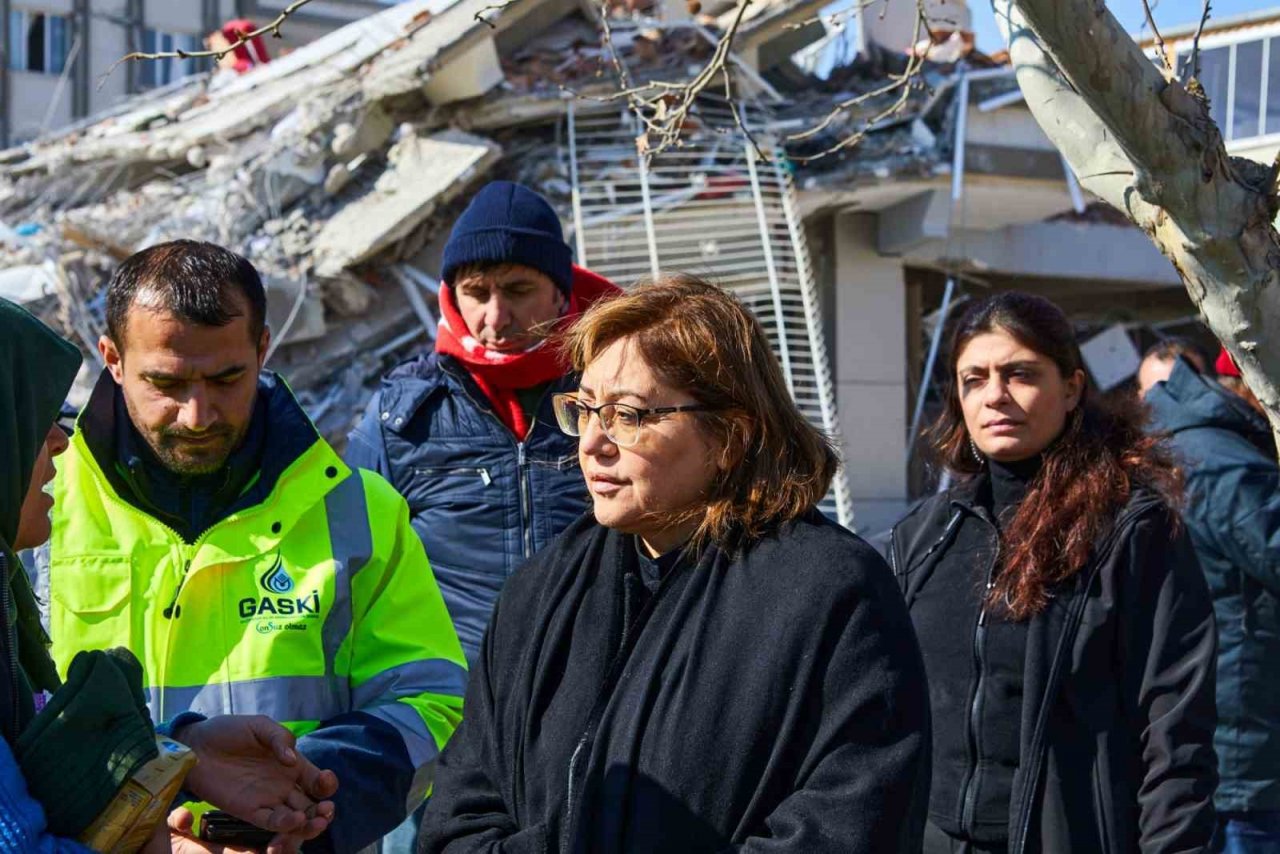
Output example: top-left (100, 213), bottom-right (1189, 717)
top-left (8, 1), bottom-right (76, 141)
top-left (143, 0), bottom-right (207, 37)
top-left (965, 104), bottom-right (1057, 151)
top-left (6, 0), bottom-right (345, 143)
top-left (1232, 137), bottom-right (1280, 169)
top-left (832, 212), bottom-right (910, 536)
top-left (860, 0), bottom-right (971, 52)
top-left (8, 70), bottom-right (71, 141)
top-left (89, 0), bottom-right (129, 113)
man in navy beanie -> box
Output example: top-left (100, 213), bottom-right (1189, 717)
top-left (347, 181), bottom-right (620, 660)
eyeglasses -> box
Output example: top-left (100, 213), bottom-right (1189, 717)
top-left (552, 393), bottom-right (714, 448)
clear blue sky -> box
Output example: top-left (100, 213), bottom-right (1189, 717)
top-left (969, 0), bottom-right (1278, 53)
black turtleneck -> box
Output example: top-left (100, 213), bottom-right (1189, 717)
top-left (989, 456), bottom-right (1040, 529)
top-left (913, 455), bottom-right (1041, 847)
top-left (619, 537), bottom-right (688, 644)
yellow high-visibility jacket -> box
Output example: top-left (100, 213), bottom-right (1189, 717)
top-left (48, 370), bottom-right (467, 852)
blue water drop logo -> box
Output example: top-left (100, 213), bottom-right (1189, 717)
top-left (260, 555), bottom-right (294, 594)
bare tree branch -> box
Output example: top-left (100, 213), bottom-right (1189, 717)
top-left (1140, 0), bottom-right (1175, 77)
top-left (474, 0), bottom-right (516, 28)
top-left (723, 66), bottom-right (770, 162)
top-left (784, 0), bottom-right (929, 162)
top-left (786, 0), bottom-right (961, 34)
top-left (784, 72), bottom-right (922, 161)
top-left (784, 0), bottom-right (879, 32)
top-left (598, 0), bottom-right (637, 94)
top-left (572, 0), bottom-right (932, 164)
top-left (98, 0), bottom-right (315, 85)
top-left (1190, 0), bottom-right (1213, 79)
top-left (574, 0), bottom-right (755, 159)
top-left (1000, 0), bottom-right (1280, 445)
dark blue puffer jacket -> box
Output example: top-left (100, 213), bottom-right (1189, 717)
top-left (346, 352), bottom-right (589, 663)
top-left (1147, 357), bottom-right (1280, 811)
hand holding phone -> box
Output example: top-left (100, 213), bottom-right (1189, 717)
top-left (198, 810), bottom-right (278, 848)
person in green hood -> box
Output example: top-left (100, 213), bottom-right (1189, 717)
top-left (0, 296), bottom-right (340, 853)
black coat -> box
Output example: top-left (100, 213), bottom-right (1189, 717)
top-left (420, 511), bottom-right (931, 853)
top-left (891, 482), bottom-right (1218, 854)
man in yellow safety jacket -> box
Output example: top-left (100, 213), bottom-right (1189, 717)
top-left (46, 239), bottom-right (466, 853)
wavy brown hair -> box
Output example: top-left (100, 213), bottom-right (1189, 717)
top-left (563, 273), bottom-right (838, 548)
top-left (925, 292), bottom-right (1181, 619)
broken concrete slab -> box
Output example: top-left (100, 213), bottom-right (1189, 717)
top-left (332, 104), bottom-right (396, 160)
top-left (265, 274), bottom-right (328, 345)
top-left (0, 262), bottom-right (59, 304)
top-left (360, 0), bottom-right (511, 105)
top-left (312, 129), bottom-right (502, 278)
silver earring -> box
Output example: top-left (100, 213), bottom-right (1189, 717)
top-left (969, 436), bottom-right (985, 465)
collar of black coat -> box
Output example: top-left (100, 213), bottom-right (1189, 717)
top-left (892, 475), bottom-right (1166, 608)
top-left (77, 367), bottom-right (321, 527)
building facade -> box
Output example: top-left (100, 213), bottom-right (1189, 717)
top-left (0, 0), bottom-right (391, 146)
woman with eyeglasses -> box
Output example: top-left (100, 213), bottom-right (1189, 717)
top-left (420, 274), bottom-right (930, 853)
top-left (893, 292), bottom-right (1216, 854)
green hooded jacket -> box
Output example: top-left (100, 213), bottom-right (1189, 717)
top-left (0, 297), bottom-right (82, 744)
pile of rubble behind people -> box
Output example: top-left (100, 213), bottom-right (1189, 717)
top-left (0, 0), bottom-right (1002, 447)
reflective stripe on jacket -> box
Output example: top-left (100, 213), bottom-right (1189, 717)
top-left (47, 371), bottom-right (467, 852)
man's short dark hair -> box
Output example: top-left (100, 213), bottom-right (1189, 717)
top-left (106, 240), bottom-right (266, 348)
top-left (1142, 337), bottom-right (1206, 373)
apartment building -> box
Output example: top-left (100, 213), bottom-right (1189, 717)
top-left (0, 0), bottom-right (390, 145)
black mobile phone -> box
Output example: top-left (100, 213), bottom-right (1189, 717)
top-left (198, 810), bottom-right (277, 848)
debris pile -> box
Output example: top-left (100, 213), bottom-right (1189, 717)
top-left (0, 0), bottom-right (993, 446)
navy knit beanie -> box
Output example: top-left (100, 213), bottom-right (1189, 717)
top-left (441, 181), bottom-right (573, 296)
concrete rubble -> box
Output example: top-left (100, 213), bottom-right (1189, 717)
top-left (0, 0), bottom-right (1004, 447)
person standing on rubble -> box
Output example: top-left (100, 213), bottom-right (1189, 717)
top-left (346, 180), bottom-right (621, 664)
top-left (44, 240), bottom-right (467, 854)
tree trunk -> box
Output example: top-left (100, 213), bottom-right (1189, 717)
top-left (998, 0), bottom-right (1280, 448)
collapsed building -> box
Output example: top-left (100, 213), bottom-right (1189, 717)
top-left (0, 0), bottom-right (1203, 533)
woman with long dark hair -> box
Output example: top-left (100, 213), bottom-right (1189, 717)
top-left (892, 291), bottom-right (1217, 853)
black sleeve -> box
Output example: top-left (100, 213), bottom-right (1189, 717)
top-left (1119, 509), bottom-right (1218, 853)
top-left (418, 597), bottom-right (549, 854)
top-left (727, 552), bottom-right (931, 853)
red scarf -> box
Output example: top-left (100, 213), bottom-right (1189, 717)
top-left (435, 265), bottom-right (621, 438)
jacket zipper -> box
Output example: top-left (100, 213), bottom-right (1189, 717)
top-left (1092, 760), bottom-right (1114, 854)
top-left (958, 513), bottom-right (1000, 835)
top-left (517, 443), bottom-right (533, 558)
top-left (564, 738), bottom-right (588, 848)
top-left (562, 555), bottom-right (678, 851)
top-left (440, 364), bottom-right (552, 561)
top-left (1010, 498), bottom-right (1159, 854)
top-left (73, 433), bottom-right (272, 721)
